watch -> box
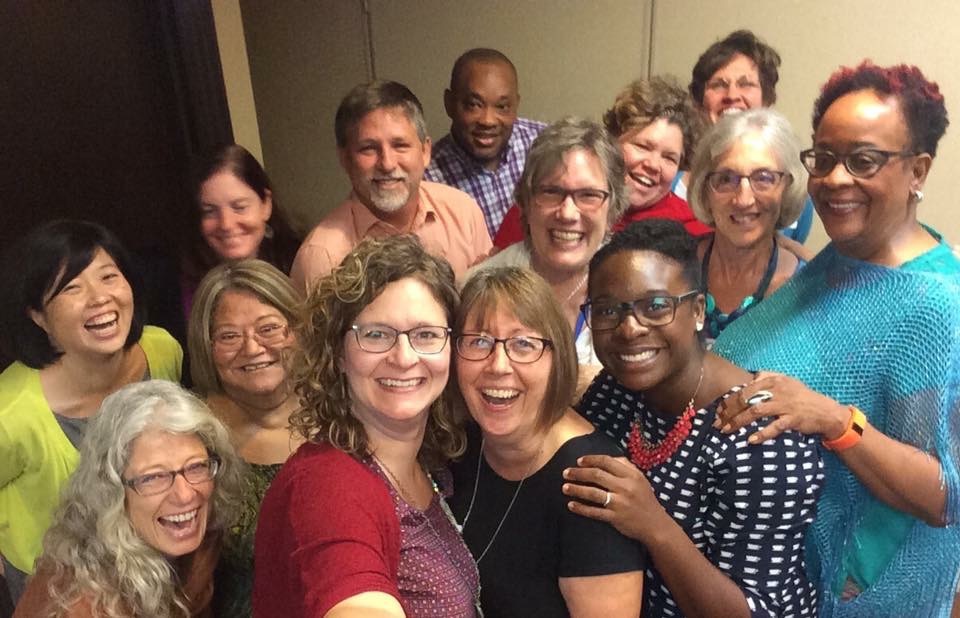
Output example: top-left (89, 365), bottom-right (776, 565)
top-left (822, 406), bottom-right (867, 452)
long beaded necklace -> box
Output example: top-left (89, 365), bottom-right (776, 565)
top-left (372, 454), bottom-right (484, 617)
top-left (460, 438), bottom-right (544, 564)
top-left (627, 366), bottom-right (704, 471)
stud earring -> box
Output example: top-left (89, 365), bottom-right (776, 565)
top-left (696, 322), bottom-right (704, 332)
top-left (912, 189), bottom-right (924, 203)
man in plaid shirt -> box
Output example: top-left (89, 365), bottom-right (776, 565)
top-left (425, 48), bottom-right (545, 238)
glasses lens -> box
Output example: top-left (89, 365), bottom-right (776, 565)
top-left (639, 296), bottom-right (676, 326)
top-left (505, 337), bottom-right (546, 363)
top-left (407, 326), bottom-right (449, 354)
top-left (183, 459), bottom-right (218, 483)
top-left (749, 170), bottom-right (780, 193)
top-left (354, 325), bottom-right (397, 353)
top-left (801, 150), bottom-right (837, 177)
top-left (587, 302), bottom-right (623, 331)
top-left (574, 189), bottom-right (608, 209)
top-left (457, 335), bottom-right (494, 360)
top-left (131, 471), bottom-right (173, 496)
top-left (845, 151), bottom-right (885, 177)
top-left (256, 323), bottom-right (288, 345)
top-left (535, 187), bottom-right (565, 207)
top-left (708, 171), bottom-right (740, 193)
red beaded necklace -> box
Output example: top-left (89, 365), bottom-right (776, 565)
top-left (627, 366), bottom-right (704, 471)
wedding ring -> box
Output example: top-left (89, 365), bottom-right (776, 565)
top-left (746, 390), bottom-right (774, 406)
top-left (602, 491), bottom-right (612, 508)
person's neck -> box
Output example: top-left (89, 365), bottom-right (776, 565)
top-left (55, 347), bottom-right (133, 395)
top-left (841, 219), bottom-right (936, 267)
top-left (223, 387), bottom-right (298, 430)
top-left (644, 348), bottom-right (708, 416)
top-left (365, 415), bottom-right (427, 476)
top-left (530, 254), bottom-right (589, 326)
top-left (708, 233), bottom-right (775, 281)
top-left (482, 427), bottom-right (550, 481)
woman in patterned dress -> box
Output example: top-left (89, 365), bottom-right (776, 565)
top-left (564, 219), bottom-right (823, 617)
top-left (187, 259), bottom-right (303, 617)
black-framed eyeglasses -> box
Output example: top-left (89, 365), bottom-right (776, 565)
top-left (799, 148), bottom-right (917, 179)
top-left (123, 456), bottom-right (221, 497)
top-left (350, 324), bottom-right (451, 355)
top-left (581, 290), bottom-right (700, 332)
top-left (211, 322), bottom-right (289, 353)
top-left (455, 334), bottom-right (552, 364)
top-left (533, 186), bottom-right (610, 210)
top-left (706, 169), bottom-right (789, 194)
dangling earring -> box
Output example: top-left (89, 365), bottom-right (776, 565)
top-left (696, 322), bottom-right (704, 332)
top-left (912, 189), bottom-right (924, 203)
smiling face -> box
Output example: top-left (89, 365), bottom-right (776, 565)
top-left (341, 277), bottom-right (450, 436)
top-left (30, 248), bottom-right (134, 360)
top-left (124, 430), bottom-right (214, 557)
top-left (199, 171), bottom-right (272, 261)
top-left (211, 288), bottom-right (293, 409)
top-left (457, 304), bottom-right (551, 444)
top-left (527, 148), bottom-right (610, 276)
top-left (707, 131), bottom-right (785, 247)
top-left (619, 118), bottom-right (684, 211)
top-left (445, 59), bottom-right (519, 170)
top-left (701, 53), bottom-right (765, 124)
top-left (339, 107), bottom-right (432, 220)
top-left (590, 250), bottom-right (704, 394)
top-left (809, 89), bottom-right (926, 261)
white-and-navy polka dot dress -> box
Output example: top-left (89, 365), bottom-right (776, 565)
top-left (577, 371), bottom-right (824, 617)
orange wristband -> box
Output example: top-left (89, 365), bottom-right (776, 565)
top-left (822, 406), bottom-right (867, 452)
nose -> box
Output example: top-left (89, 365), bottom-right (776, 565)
top-left (820, 158), bottom-right (855, 188)
top-left (387, 333), bottom-right (419, 367)
top-left (556, 193), bottom-right (580, 221)
top-left (240, 330), bottom-right (266, 355)
top-left (86, 281), bottom-right (110, 307)
top-left (169, 472), bottom-right (198, 503)
top-left (478, 105), bottom-right (497, 126)
top-left (378, 147), bottom-right (397, 172)
top-left (616, 311), bottom-right (649, 339)
top-left (485, 341), bottom-right (513, 375)
top-left (639, 151), bottom-right (661, 175)
top-left (732, 177), bottom-right (756, 206)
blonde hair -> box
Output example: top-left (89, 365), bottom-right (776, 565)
top-left (289, 235), bottom-right (465, 469)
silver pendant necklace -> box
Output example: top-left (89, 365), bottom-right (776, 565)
top-left (460, 438), bottom-right (544, 564)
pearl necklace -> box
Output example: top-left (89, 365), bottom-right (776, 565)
top-left (372, 454), bottom-right (483, 617)
top-left (460, 438), bottom-right (544, 564)
top-left (627, 366), bottom-right (704, 471)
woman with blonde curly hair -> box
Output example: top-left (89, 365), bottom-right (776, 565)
top-left (254, 235), bottom-right (480, 618)
top-left (14, 380), bottom-right (242, 618)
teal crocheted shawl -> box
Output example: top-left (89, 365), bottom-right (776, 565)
top-left (715, 239), bottom-right (960, 618)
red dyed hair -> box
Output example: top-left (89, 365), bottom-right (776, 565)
top-left (812, 61), bottom-right (948, 157)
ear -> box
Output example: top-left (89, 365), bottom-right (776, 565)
top-left (421, 136), bottom-right (432, 167)
top-left (443, 88), bottom-right (456, 120)
top-left (910, 153), bottom-right (933, 191)
top-left (261, 189), bottom-right (273, 222)
top-left (692, 292), bottom-right (706, 325)
top-left (28, 308), bottom-right (47, 332)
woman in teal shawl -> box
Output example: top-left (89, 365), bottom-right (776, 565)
top-left (714, 62), bottom-right (960, 617)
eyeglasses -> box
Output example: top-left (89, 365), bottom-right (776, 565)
top-left (455, 334), bottom-right (552, 364)
top-left (799, 148), bottom-right (916, 179)
top-left (123, 456), bottom-right (221, 497)
top-left (350, 324), bottom-right (451, 355)
top-left (533, 186), bottom-right (610, 210)
top-left (706, 169), bottom-right (788, 194)
top-left (705, 77), bottom-right (760, 93)
top-left (581, 291), bottom-right (700, 332)
top-left (212, 322), bottom-right (289, 353)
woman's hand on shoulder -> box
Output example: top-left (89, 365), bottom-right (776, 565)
top-left (714, 371), bottom-right (849, 444)
top-left (562, 454), bottom-right (671, 543)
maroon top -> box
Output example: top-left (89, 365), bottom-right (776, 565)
top-left (253, 442), bottom-right (478, 618)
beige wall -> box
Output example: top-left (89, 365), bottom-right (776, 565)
top-left (221, 1), bottom-right (960, 248)
top-left (211, 0), bottom-right (262, 162)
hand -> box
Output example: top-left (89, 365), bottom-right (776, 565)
top-left (562, 454), bottom-right (671, 543)
top-left (714, 371), bottom-right (849, 444)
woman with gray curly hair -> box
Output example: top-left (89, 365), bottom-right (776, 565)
top-left (687, 108), bottom-right (809, 341)
top-left (254, 235), bottom-right (480, 618)
top-left (14, 380), bottom-right (242, 618)
top-left (468, 116), bottom-right (627, 371)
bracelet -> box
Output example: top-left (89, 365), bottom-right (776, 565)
top-left (822, 406), bottom-right (867, 452)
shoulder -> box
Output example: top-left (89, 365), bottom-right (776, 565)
top-left (267, 443), bottom-right (391, 511)
top-left (0, 362), bottom-right (43, 408)
top-left (14, 568), bottom-right (99, 618)
top-left (139, 326), bottom-right (183, 380)
top-left (421, 181), bottom-right (481, 211)
top-left (514, 117), bottom-right (547, 136)
top-left (306, 197), bottom-right (359, 237)
top-left (556, 430), bottom-right (622, 463)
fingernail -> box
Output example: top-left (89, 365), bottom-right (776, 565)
top-left (712, 419), bottom-right (722, 429)
top-left (721, 424), bottom-right (732, 433)
top-left (563, 469), bottom-right (571, 478)
top-left (748, 434), bottom-right (759, 444)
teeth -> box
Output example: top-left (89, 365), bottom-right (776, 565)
top-left (550, 230), bottom-right (583, 242)
top-left (378, 378), bottom-right (422, 387)
top-left (731, 213), bottom-right (759, 223)
top-left (86, 312), bottom-right (118, 327)
top-left (161, 509), bottom-right (197, 523)
top-left (620, 350), bottom-right (656, 362)
top-left (827, 202), bottom-right (860, 212)
top-left (630, 173), bottom-right (655, 187)
top-left (721, 107), bottom-right (743, 116)
top-left (481, 388), bottom-right (520, 399)
top-left (242, 361), bottom-right (274, 372)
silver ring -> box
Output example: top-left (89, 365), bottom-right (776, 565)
top-left (746, 390), bottom-right (774, 406)
top-left (602, 491), bottom-right (612, 508)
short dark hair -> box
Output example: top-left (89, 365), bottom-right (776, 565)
top-left (449, 48), bottom-right (518, 91)
top-left (334, 81), bottom-right (428, 148)
top-left (812, 61), bottom-right (949, 157)
top-left (689, 30), bottom-right (781, 107)
top-left (184, 143), bottom-right (302, 281)
top-left (0, 220), bottom-right (146, 368)
top-left (589, 219), bottom-right (701, 293)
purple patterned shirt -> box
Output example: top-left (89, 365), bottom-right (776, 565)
top-left (426, 117), bottom-right (545, 237)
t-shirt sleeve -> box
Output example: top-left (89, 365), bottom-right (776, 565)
top-left (706, 428), bottom-right (822, 618)
top-left (557, 437), bottom-right (647, 578)
top-left (254, 452), bottom-right (400, 617)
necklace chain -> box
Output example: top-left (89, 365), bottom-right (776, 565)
top-left (461, 438), bottom-right (543, 564)
top-left (627, 365), bottom-right (705, 471)
top-left (371, 454), bottom-right (483, 616)
top-left (563, 270), bottom-right (589, 304)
